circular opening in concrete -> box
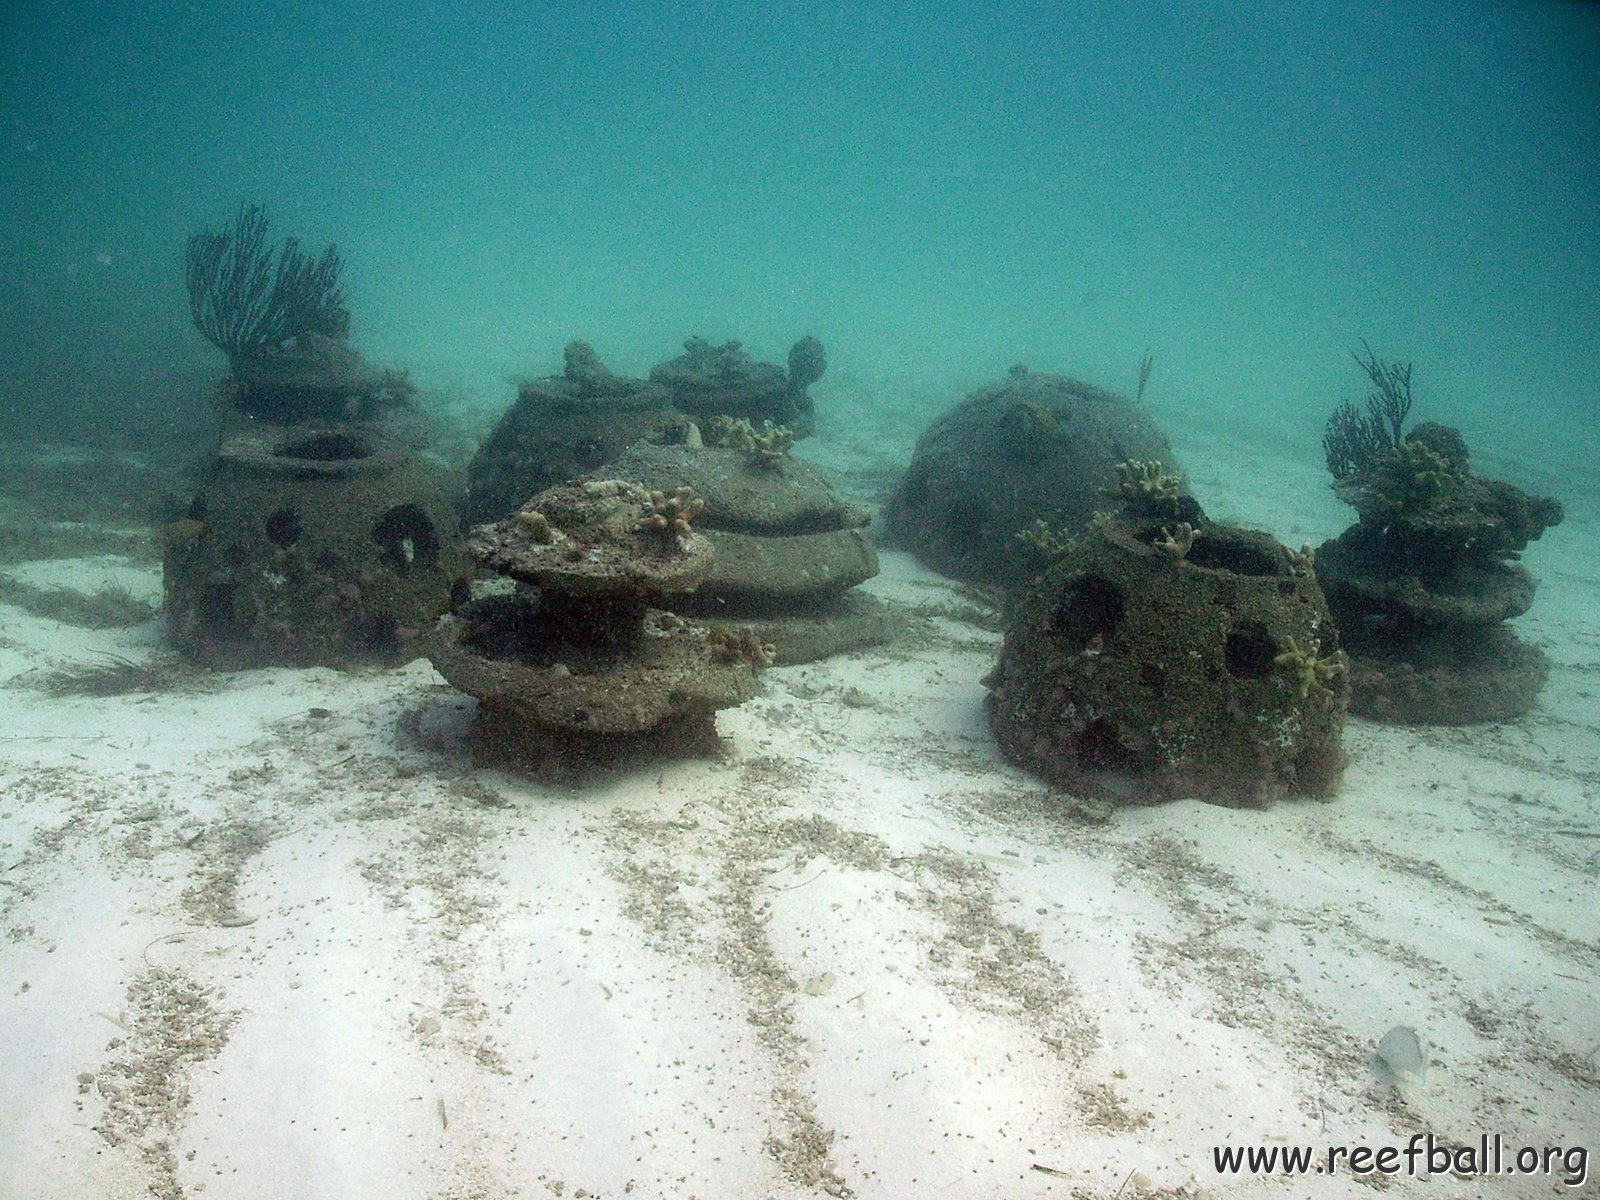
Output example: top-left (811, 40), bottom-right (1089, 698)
top-left (198, 583), bottom-right (236, 634)
top-left (372, 504), bottom-right (440, 572)
top-left (1224, 621), bottom-right (1276, 679)
top-left (275, 433), bottom-right (373, 462)
top-left (1187, 534), bottom-right (1284, 577)
top-left (265, 507), bottom-right (303, 548)
top-left (1074, 717), bottom-right (1136, 770)
top-left (1048, 573), bottom-right (1124, 651)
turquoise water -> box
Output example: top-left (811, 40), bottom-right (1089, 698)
top-left (2, 1), bottom-right (1597, 466)
top-left (2, 8), bottom-right (1598, 1194)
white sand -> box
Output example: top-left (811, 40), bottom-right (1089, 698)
top-left (1, 427), bottom-right (1597, 1200)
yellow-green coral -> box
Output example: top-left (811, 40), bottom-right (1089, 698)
top-left (1015, 518), bottom-right (1074, 560)
top-left (1009, 399), bottom-right (1062, 441)
top-left (1288, 543), bottom-right (1316, 577)
top-left (747, 421), bottom-right (794, 465)
top-left (1369, 439), bottom-right (1461, 513)
top-left (163, 517), bottom-right (207, 548)
top-left (640, 486), bottom-right (706, 541)
top-left (1154, 522), bottom-right (1199, 561)
top-left (514, 508), bottom-right (559, 544)
top-left (703, 416), bottom-right (794, 466)
top-left (1272, 635), bottom-right (1344, 700)
top-left (705, 623), bottom-right (776, 667)
top-left (1110, 459), bottom-right (1181, 508)
top-left (702, 415), bottom-right (754, 448)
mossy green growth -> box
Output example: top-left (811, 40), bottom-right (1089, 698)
top-left (1011, 399), bottom-right (1062, 441)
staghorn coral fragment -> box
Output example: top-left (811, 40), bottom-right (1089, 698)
top-left (1109, 459), bottom-right (1181, 509)
top-left (1154, 522), bottom-right (1199, 561)
top-left (1365, 438), bottom-right (1462, 514)
top-left (641, 486), bottom-right (707, 542)
top-left (746, 421), bottom-right (795, 466)
top-left (1272, 635), bottom-right (1345, 700)
top-left (1015, 518), bottom-right (1074, 561)
top-left (703, 416), bottom-right (795, 467)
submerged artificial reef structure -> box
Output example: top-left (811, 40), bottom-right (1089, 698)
top-left (889, 366), bottom-right (1349, 807)
top-left (888, 364), bottom-right (1183, 590)
top-left (1316, 347), bottom-right (1563, 723)
top-left (596, 436), bottom-right (888, 665)
top-left (165, 203), bottom-right (467, 668)
top-left (429, 478), bottom-right (762, 768)
top-left (158, 212), bottom-right (1552, 802)
top-left (465, 337), bottom-right (828, 527)
top-left (434, 335), bottom-right (864, 764)
top-left (984, 464), bottom-right (1349, 807)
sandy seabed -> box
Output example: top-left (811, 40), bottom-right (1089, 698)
top-left (0, 424), bottom-right (1596, 1200)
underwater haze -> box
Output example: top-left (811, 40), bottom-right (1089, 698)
top-left (5, 5), bottom-right (1600, 1197)
top-left (2, 0), bottom-right (1597, 469)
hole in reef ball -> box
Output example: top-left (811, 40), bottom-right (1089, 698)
top-left (264, 507), bottom-right (303, 548)
top-left (354, 611), bottom-right (399, 654)
top-left (1187, 533), bottom-right (1283, 577)
top-left (275, 433), bottom-right (373, 462)
top-left (1048, 573), bottom-right (1125, 651)
top-left (198, 583), bottom-right (237, 633)
top-left (371, 505), bottom-right (440, 572)
top-left (1075, 717), bottom-right (1136, 770)
top-left (1224, 620), bottom-right (1276, 680)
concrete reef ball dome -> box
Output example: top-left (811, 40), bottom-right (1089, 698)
top-left (887, 366), bottom-right (1183, 590)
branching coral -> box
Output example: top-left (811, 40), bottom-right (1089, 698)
top-left (1015, 518), bottom-right (1074, 560)
top-left (1322, 342), bottom-right (1413, 480)
top-left (640, 486), bottom-right (706, 542)
top-left (705, 624), bottom-right (776, 668)
top-left (185, 203), bottom-right (349, 366)
top-left (1367, 439), bottom-right (1462, 513)
top-left (704, 416), bottom-right (795, 466)
top-left (1273, 635), bottom-right (1344, 700)
top-left (1154, 522), bottom-right (1199, 561)
top-left (1109, 459), bottom-right (1181, 510)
